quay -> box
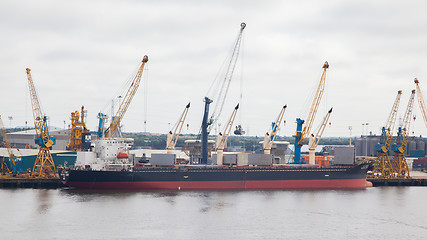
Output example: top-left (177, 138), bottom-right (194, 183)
top-left (368, 177), bottom-right (427, 186)
top-left (0, 177), bottom-right (64, 189)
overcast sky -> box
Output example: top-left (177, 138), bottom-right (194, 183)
top-left (2, 0), bottom-right (427, 138)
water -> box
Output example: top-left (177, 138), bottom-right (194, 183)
top-left (1, 187), bottom-right (426, 240)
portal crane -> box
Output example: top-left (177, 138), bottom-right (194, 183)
top-left (216, 104), bottom-right (239, 165)
top-left (414, 78), bottom-right (427, 128)
top-left (0, 115), bottom-right (15, 175)
top-left (263, 105), bottom-right (287, 154)
top-left (391, 90), bottom-right (415, 178)
top-left (100, 55), bottom-right (149, 139)
top-left (201, 23), bottom-right (246, 164)
top-left (26, 68), bottom-right (57, 178)
top-left (166, 103), bottom-right (190, 154)
top-left (369, 90), bottom-right (402, 179)
top-left (308, 108), bottom-right (333, 165)
top-left (293, 61), bottom-right (329, 164)
top-left (67, 106), bottom-right (89, 151)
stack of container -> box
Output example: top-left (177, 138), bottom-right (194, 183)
top-left (302, 155), bottom-right (332, 166)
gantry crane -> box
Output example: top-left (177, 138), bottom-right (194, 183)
top-left (391, 90), bottom-right (415, 178)
top-left (293, 61), bottom-right (329, 164)
top-left (308, 108), bottom-right (333, 165)
top-left (201, 23), bottom-right (246, 164)
top-left (414, 78), bottom-right (427, 128)
top-left (67, 106), bottom-right (89, 151)
top-left (369, 90), bottom-right (402, 179)
top-left (166, 103), bottom-right (190, 154)
top-left (99, 55), bottom-right (149, 139)
top-left (263, 105), bottom-right (287, 155)
top-left (26, 68), bottom-right (57, 178)
top-left (0, 115), bottom-right (16, 175)
top-left (216, 104), bottom-right (239, 165)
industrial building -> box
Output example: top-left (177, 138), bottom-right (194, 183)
top-left (7, 129), bottom-right (71, 150)
top-left (0, 148), bottom-right (76, 172)
top-left (354, 134), bottom-right (427, 157)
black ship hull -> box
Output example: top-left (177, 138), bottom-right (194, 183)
top-left (61, 163), bottom-right (372, 190)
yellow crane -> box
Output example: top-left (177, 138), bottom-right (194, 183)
top-left (294, 62), bottom-right (329, 163)
top-left (216, 104), bottom-right (239, 165)
top-left (0, 115), bottom-right (16, 175)
top-left (391, 90), bottom-right (415, 178)
top-left (26, 68), bottom-right (57, 178)
top-left (369, 90), bottom-right (402, 179)
top-left (263, 105), bottom-right (287, 154)
top-left (166, 103), bottom-right (190, 154)
top-left (308, 108), bottom-right (333, 165)
top-left (67, 106), bottom-right (88, 151)
top-left (101, 55), bottom-right (149, 139)
top-left (414, 78), bottom-right (427, 128)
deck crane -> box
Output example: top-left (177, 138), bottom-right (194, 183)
top-left (308, 108), bottom-right (333, 165)
top-left (99, 55), bottom-right (149, 139)
top-left (369, 90), bottom-right (402, 179)
top-left (201, 23), bottom-right (246, 164)
top-left (216, 104), bottom-right (239, 165)
top-left (391, 90), bottom-right (415, 179)
top-left (0, 115), bottom-right (16, 175)
top-left (263, 105), bottom-right (287, 155)
top-left (414, 78), bottom-right (427, 128)
top-left (293, 61), bottom-right (329, 164)
top-left (166, 103), bottom-right (190, 154)
top-left (26, 68), bottom-right (57, 178)
top-left (67, 106), bottom-right (89, 151)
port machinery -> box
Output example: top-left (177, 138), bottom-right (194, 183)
top-left (26, 68), bottom-right (57, 178)
top-left (293, 61), bottom-right (330, 164)
top-left (201, 22), bottom-right (246, 164)
top-left (166, 102), bottom-right (190, 154)
top-left (414, 78), bottom-right (427, 128)
top-left (67, 106), bottom-right (89, 151)
top-left (262, 105), bottom-right (287, 155)
top-left (215, 104), bottom-right (239, 165)
top-left (97, 55), bottom-right (149, 139)
top-left (369, 90), bottom-right (402, 179)
top-left (391, 90), bottom-right (415, 179)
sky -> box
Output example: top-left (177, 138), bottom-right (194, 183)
top-left (1, 0), bottom-right (427, 138)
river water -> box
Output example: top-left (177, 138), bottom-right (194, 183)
top-left (1, 187), bottom-right (426, 240)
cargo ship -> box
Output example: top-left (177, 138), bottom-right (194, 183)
top-left (60, 139), bottom-right (372, 190)
top-left (61, 162), bottom-right (372, 190)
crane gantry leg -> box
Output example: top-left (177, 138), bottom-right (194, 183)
top-left (370, 153), bottom-right (394, 179)
top-left (32, 147), bottom-right (57, 178)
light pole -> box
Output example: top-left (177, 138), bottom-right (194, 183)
top-left (8, 116), bottom-right (13, 128)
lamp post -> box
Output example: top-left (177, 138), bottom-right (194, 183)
top-left (8, 116), bottom-right (13, 128)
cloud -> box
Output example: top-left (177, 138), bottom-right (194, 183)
top-left (1, 0), bottom-right (427, 138)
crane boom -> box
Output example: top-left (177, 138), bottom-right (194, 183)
top-left (293, 61), bottom-right (329, 164)
top-left (414, 78), bottom-right (427, 128)
top-left (380, 90), bottom-right (402, 152)
top-left (263, 105), bottom-right (287, 154)
top-left (308, 108), bottom-right (332, 165)
top-left (166, 103), bottom-right (190, 154)
top-left (207, 22), bottom-right (246, 133)
top-left (299, 61), bottom-right (329, 146)
top-left (216, 104), bottom-right (239, 165)
top-left (104, 55), bottom-right (148, 138)
top-left (26, 68), bottom-right (57, 178)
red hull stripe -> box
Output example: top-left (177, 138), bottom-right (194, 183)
top-left (64, 179), bottom-right (373, 190)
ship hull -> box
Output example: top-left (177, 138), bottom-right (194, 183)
top-left (61, 163), bottom-right (372, 190)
